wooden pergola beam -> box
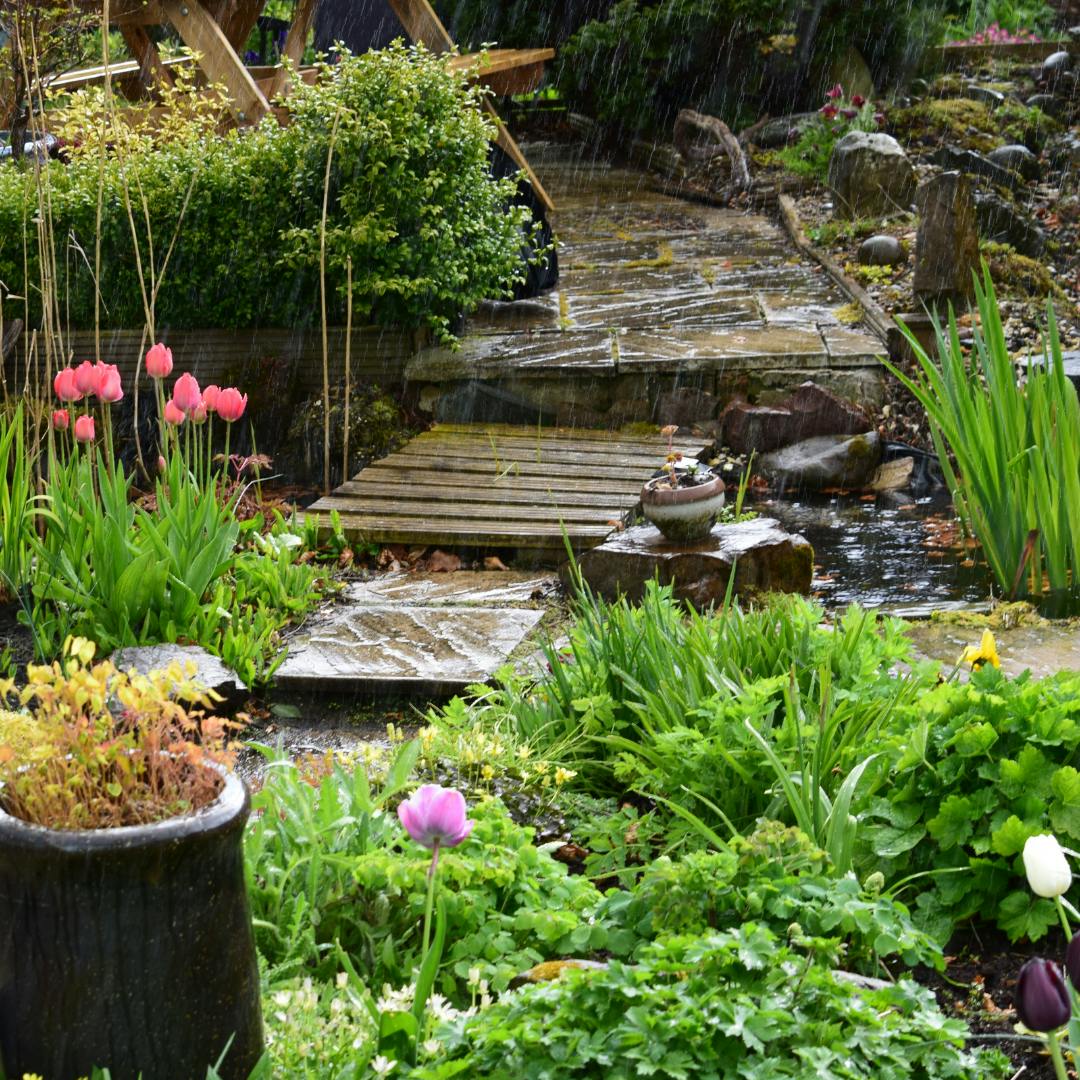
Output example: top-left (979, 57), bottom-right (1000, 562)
top-left (266, 0), bottom-right (318, 100)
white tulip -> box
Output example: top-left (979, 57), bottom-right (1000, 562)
top-left (1023, 834), bottom-right (1073, 898)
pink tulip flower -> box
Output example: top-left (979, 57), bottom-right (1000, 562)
top-left (202, 384), bottom-right (221, 412)
top-left (53, 367), bottom-right (82, 402)
top-left (825, 83), bottom-right (844, 100)
top-left (94, 362), bottom-right (123, 403)
top-left (191, 402), bottom-right (208, 424)
top-left (73, 360), bottom-right (97, 396)
top-left (397, 785), bottom-right (474, 850)
top-left (157, 454), bottom-right (167, 473)
top-left (172, 372), bottom-right (202, 413)
top-left (215, 387), bottom-right (248, 423)
top-left (145, 342), bottom-right (173, 379)
top-left (74, 415), bottom-right (95, 443)
top-left (52, 409), bottom-right (69, 430)
top-left (164, 398), bottom-right (186, 426)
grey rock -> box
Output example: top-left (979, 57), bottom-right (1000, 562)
top-left (929, 145), bottom-right (1022, 189)
top-left (1042, 51), bottom-right (1074, 79)
top-left (754, 113), bottom-right (818, 149)
top-left (111, 644), bottom-right (246, 703)
top-left (1026, 92), bottom-right (1065, 117)
top-left (827, 132), bottom-right (916, 218)
top-left (568, 519), bottom-right (814, 608)
top-left (1061, 350), bottom-right (1080, 397)
top-left (759, 431), bottom-right (882, 492)
top-left (857, 234), bottom-right (906, 266)
top-left (966, 85), bottom-right (1005, 108)
top-left (914, 172), bottom-right (980, 308)
top-left (986, 144), bottom-right (1040, 180)
top-left (974, 191), bottom-right (1046, 257)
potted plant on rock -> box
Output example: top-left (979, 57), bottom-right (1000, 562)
top-left (0, 637), bottom-right (264, 1080)
top-left (640, 425), bottom-right (726, 543)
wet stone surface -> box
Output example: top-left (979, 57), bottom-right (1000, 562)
top-left (111, 644), bottom-right (246, 703)
top-left (276, 572), bottom-right (556, 696)
top-left (905, 621), bottom-right (1080, 680)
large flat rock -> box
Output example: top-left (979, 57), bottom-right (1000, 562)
top-left (276, 571), bottom-right (555, 696)
top-left (568, 519), bottom-right (814, 609)
top-left (905, 620), bottom-right (1080, 680)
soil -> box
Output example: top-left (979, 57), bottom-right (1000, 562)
top-left (0, 601), bottom-right (37, 681)
top-left (914, 924), bottom-right (1072, 1079)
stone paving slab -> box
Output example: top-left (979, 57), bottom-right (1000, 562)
top-left (905, 621), bottom-right (1080, 681)
top-left (276, 571), bottom-right (557, 695)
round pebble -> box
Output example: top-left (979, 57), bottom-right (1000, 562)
top-left (857, 234), bottom-right (906, 267)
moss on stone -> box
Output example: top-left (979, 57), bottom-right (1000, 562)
top-left (893, 98), bottom-right (997, 151)
top-left (930, 601), bottom-right (1042, 629)
top-left (982, 241), bottom-right (1068, 301)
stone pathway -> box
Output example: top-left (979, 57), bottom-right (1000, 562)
top-left (276, 570), bottom-right (560, 696)
top-left (408, 142), bottom-right (886, 428)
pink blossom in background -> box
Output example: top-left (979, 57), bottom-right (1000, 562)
top-left (94, 362), bottom-right (123, 403)
top-left (74, 415), bottom-right (95, 443)
top-left (172, 372), bottom-right (202, 413)
top-left (145, 342), bottom-right (173, 379)
top-left (202, 384), bottom-right (221, 412)
top-left (52, 409), bottom-right (69, 431)
top-left (191, 402), bottom-right (208, 424)
top-left (215, 388), bottom-right (248, 423)
top-left (397, 785), bottom-right (475, 850)
top-left (825, 83), bottom-right (844, 100)
top-left (164, 398), bottom-right (186, 426)
top-left (53, 368), bottom-right (82, 402)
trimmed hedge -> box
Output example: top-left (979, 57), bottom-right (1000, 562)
top-left (0, 45), bottom-right (530, 340)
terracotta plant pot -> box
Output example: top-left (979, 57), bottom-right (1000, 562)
top-left (641, 470), bottom-right (727, 543)
top-left (0, 771), bottom-right (264, 1080)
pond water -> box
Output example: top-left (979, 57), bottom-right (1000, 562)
top-left (755, 491), bottom-right (992, 614)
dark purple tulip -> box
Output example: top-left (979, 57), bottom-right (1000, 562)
top-left (1016, 959), bottom-right (1071, 1032)
top-left (1067, 932), bottom-right (1080, 990)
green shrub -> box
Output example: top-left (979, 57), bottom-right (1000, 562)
top-left (413, 925), bottom-right (1009, 1079)
top-left (866, 665), bottom-right (1080, 942)
top-left (246, 749), bottom-right (604, 998)
top-left (596, 821), bottom-right (943, 973)
top-left (1, 45), bottom-right (529, 340)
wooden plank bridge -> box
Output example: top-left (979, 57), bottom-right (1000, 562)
top-left (308, 423), bottom-right (706, 557)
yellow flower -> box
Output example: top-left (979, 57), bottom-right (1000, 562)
top-left (960, 629), bottom-right (1001, 671)
top-left (554, 767), bottom-right (577, 785)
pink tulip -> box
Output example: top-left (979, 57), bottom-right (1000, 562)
top-left (202, 384), bottom-right (221, 413)
top-left (164, 398), bottom-right (186, 426)
top-left (73, 360), bottom-right (97, 396)
top-left (53, 367), bottom-right (82, 402)
top-left (191, 402), bottom-right (208, 424)
top-left (94, 362), bottom-right (123, 403)
top-left (215, 387), bottom-right (248, 423)
top-left (52, 409), bottom-right (69, 430)
top-left (397, 784), bottom-right (474, 850)
top-left (172, 372), bottom-right (202, 413)
top-left (74, 415), bottom-right (95, 443)
top-left (157, 455), bottom-right (167, 473)
top-left (145, 342), bottom-right (173, 379)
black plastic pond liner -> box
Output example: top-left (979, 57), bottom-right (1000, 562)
top-left (0, 772), bottom-right (263, 1080)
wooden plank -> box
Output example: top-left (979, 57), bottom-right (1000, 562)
top-left (390, 443), bottom-right (680, 470)
top-left (218, 0), bottom-right (266, 49)
top-left (401, 429), bottom-right (702, 456)
top-left (111, 1), bottom-right (169, 25)
top-left (337, 481), bottom-right (639, 508)
top-left (311, 515), bottom-right (611, 550)
top-left (160, 0), bottom-right (270, 123)
top-left (316, 498), bottom-right (623, 525)
top-left (51, 55), bottom-right (193, 95)
top-left (361, 453), bottom-right (661, 482)
top-left (334, 469), bottom-right (646, 495)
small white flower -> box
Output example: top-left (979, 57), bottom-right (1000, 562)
top-left (1024, 834), bottom-right (1072, 898)
top-left (422, 1038), bottom-right (442, 1057)
top-left (371, 1055), bottom-right (396, 1076)
top-left (336, 972), bottom-right (349, 989)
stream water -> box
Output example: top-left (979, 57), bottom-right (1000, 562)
top-left (755, 491), bottom-right (992, 614)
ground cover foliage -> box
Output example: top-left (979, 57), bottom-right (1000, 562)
top-left (0, 45), bottom-right (530, 341)
top-left (219, 581), bottom-right (1080, 1078)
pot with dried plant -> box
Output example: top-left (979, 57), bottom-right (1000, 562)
top-left (0, 638), bottom-right (263, 1080)
top-left (640, 425), bottom-right (726, 543)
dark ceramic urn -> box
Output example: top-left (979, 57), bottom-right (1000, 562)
top-left (0, 771), bottom-right (263, 1080)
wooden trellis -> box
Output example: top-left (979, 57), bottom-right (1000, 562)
top-left (63, 0), bottom-right (554, 209)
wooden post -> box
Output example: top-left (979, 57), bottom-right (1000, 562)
top-left (267, 0), bottom-right (318, 100)
top-left (120, 24), bottom-right (176, 95)
top-left (159, 0), bottom-right (270, 123)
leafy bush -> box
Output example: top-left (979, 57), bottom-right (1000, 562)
top-left (865, 665), bottom-right (1080, 942)
top-left (246, 746), bottom-right (604, 998)
top-left (776, 88), bottom-right (880, 184)
top-left (0, 46), bottom-right (529, 340)
top-left (413, 925), bottom-right (1009, 1079)
top-left (596, 821), bottom-right (942, 973)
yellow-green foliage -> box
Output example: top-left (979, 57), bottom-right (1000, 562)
top-left (893, 98), bottom-right (996, 151)
top-left (983, 241), bottom-right (1067, 301)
